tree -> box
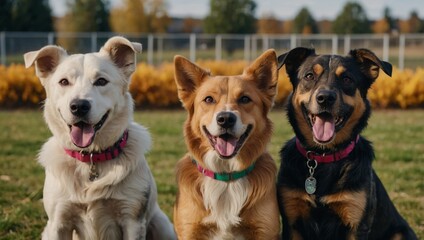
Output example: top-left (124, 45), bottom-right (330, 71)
top-left (258, 13), bottom-right (283, 34)
top-left (0, 0), bottom-right (12, 31)
top-left (383, 7), bottom-right (395, 33)
top-left (407, 11), bottom-right (424, 33)
top-left (64, 0), bottom-right (110, 32)
top-left (11, 0), bottom-right (53, 31)
top-left (204, 0), bottom-right (257, 34)
top-left (333, 2), bottom-right (371, 34)
top-left (110, 0), bottom-right (170, 33)
top-left (293, 7), bottom-right (318, 34)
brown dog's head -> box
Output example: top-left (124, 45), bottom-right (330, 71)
top-left (174, 50), bottom-right (278, 169)
top-left (278, 48), bottom-right (392, 150)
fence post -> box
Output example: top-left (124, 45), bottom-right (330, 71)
top-left (190, 33), bottom-right (196, 62)
top-left (215, 35), bottom-right (222, 61)
top-left (147, 34), bottom-right (154, 65)
top-left (158, 35), bottom-right (163, 64)
top-left (332, 35), bottom-right (338, 54)
top-left (244, 35), bottom-right (250, 62)
top-left (262, 35), bottom-right (269, 52)
top-left (383, 34), bottom-right (389, 62)
top-left (290, 34), bottom-right (296, 49)
top-left (48, 32), bottom-right (54, 45)
top-left (91, 32), bottom-right (97, 52)
top-left (0, 32), bottom-right (5, 65)
top-left (344, 35), bottom-right (351, 54)
top-left (399, 34), bottom-right (405, 70)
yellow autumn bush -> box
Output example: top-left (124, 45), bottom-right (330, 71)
top-left (0, 63), bottom-right (423, 109)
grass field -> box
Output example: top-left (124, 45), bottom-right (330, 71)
top-left (0, 109), bottom-right (423, 239)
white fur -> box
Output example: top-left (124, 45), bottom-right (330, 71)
top-left (201, 151), bottom-right (251, 233)
top-left (25, 37), bottom-right (175, 240)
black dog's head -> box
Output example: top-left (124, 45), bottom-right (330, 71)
top-left (278, 48), bottom-right (392, 151)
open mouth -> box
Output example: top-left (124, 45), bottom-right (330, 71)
top-left (69, 111), bottom-right (109, 148)
top-left (302, 105), bottom-right (346, 144)
top-left (203, 125), bottom-right (252, 159)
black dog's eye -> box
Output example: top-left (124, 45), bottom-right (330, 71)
top-left (239, 96), bottom-right (251, 104)
top-left (204, 96), bottom-right (215, 104)
top-left (59, 79), bottom-right (69, 86)
top-left (343, 76), bottom-right (353, 85)
top-left (304, 73), bottom-right (315, 81)
top-left (94, 78), bottom-right (109, 86)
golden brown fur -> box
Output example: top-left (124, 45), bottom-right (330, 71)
top-left (173, 50), bottom-right (280, 239)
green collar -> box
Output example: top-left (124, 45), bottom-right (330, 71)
top-left (192, 159), bottom-right (256, 182)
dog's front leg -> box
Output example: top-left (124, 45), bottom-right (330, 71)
top-left (122, 217), bottom-right (147, 240)
top-left (42, 220), bottom-right (73, 240)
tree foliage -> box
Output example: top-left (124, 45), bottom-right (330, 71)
top-left (204, 0), bottom-right (257, 34)
top-left (64, 0), bottom-right (110, 32)
top-left (7, 0), bottom-right (53, 31)
top-left (110, 0), bottom-right (170, 33)
top-left (293, 7), bottom-right (318, 34)
top-left (333, 2), bottom-right (371, 34)
top-left (258, 14), bottom-right (283, 34)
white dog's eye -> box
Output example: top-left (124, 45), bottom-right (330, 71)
top-left (58, 79), bottom-right (69, 86)
top-left (94, 78), bottom-right (109, 86)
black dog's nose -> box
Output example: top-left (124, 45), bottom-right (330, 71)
top-left (70, 99), bottom-right (91, 117)
top-left (316, 90), bottom-right (336, 106)
top-left (216, 112), bottom-right (237, 129)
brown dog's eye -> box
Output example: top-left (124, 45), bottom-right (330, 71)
top-left (239, 96), bottom-right (251, 104)
top-left (94, 78), bottom-right (109, 86)
top-left (304, 73), bottom-right (314, 81)
top-left (204, 96), bottom-right (215, 104)
top-left (59, 79), bottom-right (69, 86)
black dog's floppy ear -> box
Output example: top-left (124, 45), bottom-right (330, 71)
top-left (277, 47), bottom-right (315, 71)
top-left (349, 49), bottom-right (392, 84)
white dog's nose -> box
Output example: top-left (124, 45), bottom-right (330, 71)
top-left (70, 99), bottom-right (91, 117)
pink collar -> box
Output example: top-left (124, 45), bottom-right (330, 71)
top-left (295, 135), bottom-right (359, 163)
top-left (64, 130), bottom-right (129, 163)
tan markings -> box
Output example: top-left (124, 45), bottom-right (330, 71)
top-left (313, 64), bottom-right (324, 76)
top-left (292, 91), bottom-right (315, 146)
top-left (390, 233), bottom-right (404, 240)
top-left (280, 188), bottom-right (316, 225)
top-left (335, 66), bottom-right (346, 77)
top-left (334, 90), bottom-right (365, 146)
top-left (292, 230), bottom-right (303, 240)
top-left (320, 190), bottom-right (367, 229)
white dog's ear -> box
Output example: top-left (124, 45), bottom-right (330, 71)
top-left (100, 36), bottom-right (142, 79)
top-left (23, 45), bottom-right (67, 83)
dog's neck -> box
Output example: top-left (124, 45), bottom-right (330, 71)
top-left (192, 159), bottom-right (256, 182)
top-left (63, 130), bottom-right (129, 163)
top-left (295, 135), bottom-right (359, 163)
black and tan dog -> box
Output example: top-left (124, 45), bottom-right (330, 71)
top-left (276, 47), bottom-right (417, 239)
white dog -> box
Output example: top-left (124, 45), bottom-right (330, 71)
top-left (24, 36), bottom-right (176, 240)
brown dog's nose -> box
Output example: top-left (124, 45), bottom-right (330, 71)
top-left (316, 90), bottom-right (336, 107)
top-left (70, 99), bottom-right (91, 117)
top-left (216, 112), bottom-right (237, 129)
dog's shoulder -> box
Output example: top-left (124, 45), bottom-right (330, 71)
top-left (127, 122), bottom-right (152, 154)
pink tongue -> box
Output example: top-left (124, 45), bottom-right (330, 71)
top-left (312, 115), bottom-right (335, 142)
top-left (215, 137), bottom-right (237, 157)
top-left (70, 123), bottom-right (95, 148)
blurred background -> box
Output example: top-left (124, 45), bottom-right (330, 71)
top-left (1, 0), bottom-right (424, 68)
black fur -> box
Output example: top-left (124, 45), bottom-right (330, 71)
top-left (276, 48), bottom-right (417, 240)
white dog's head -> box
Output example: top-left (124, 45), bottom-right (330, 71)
top-left (24, 37), bottom-right (142, 151)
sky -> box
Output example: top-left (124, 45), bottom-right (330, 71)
top-left (49, 0), bottom-right (424, 20)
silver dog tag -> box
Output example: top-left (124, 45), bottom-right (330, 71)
top-left (305, 177), bottom-right (317, 194)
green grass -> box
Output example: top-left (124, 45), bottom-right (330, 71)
top-left (0, 109), bottom-right (423, 239)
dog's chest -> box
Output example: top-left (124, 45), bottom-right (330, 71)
top-left (201, 177), bottom-right (250, 231)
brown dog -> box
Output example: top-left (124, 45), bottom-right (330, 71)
top-left (276, 47), bottom-right (417, 239)
top-left (173, 50), bottom-right (280, 239)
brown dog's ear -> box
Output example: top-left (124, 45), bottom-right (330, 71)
top-left (174, 55), bottom-right (210, 108)
top-left (23, 45), bottom-right (67, 84)
top-left (349, 49), bottom-right (392, 84)
top-left (100, 36), bottom-right (142, 79)
top-left (244, 49), bottom-right (278, 104)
